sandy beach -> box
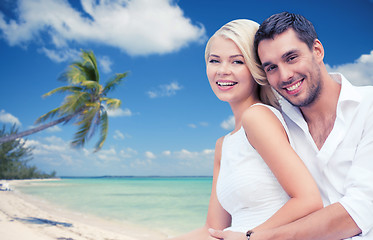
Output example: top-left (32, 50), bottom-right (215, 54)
top-left (0, 179), bottom-right (169, 240)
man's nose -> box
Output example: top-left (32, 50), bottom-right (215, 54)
top-left (278, 64), bottom-right (294, 82)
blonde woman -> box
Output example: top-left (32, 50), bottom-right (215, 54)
top-left (170, 19), bottom-right (322, 240)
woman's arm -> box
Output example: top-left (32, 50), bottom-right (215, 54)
top-left (170, 137), bottom-right (231, 240)
top-left (251, 202), bottom-right (360, 240)
top-left (242, 105), bottom-right (323, 231)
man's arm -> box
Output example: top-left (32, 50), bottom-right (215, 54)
top-left (252, 203), bottom-right (361, 240)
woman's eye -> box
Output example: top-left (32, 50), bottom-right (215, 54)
top-left (209, 59), bottom-right (219, 63)
top-left (233, 60), bottom-right (244, 64)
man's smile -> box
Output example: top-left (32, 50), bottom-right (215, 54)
top-left (283, 79), bottom-right (304, 94)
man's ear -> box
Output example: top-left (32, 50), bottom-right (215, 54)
top-left (313, 39), bottom-right (324, 62)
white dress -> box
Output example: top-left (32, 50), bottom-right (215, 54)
top-left (216, 104), bottom-right (291, 232)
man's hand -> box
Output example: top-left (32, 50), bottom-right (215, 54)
top-left (208, 228), bottom-right (247, 240)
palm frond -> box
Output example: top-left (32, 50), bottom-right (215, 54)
top-left (82, 64), bottom-right (98, 83)
top-left (80, 80), bottom-right (102, 96)
top-left (88, 111), bottom-right (101, 140)
top-left (75, 103), bottom-right (100, 131)
top-left (70, 124), bottom-right (87, 148)
top-left (71, 116), bottom-right (92, 148)
top-left (81, 50), bottom-right (98, 71)
top-left (94, 109), bottom-right (108, 152)
top-left (42, 86), bottom-right (83, 98)
top-left (103, 98), bottom-right (121, 109)
top-left (103, 72), bottom-right (128, 95)
top-left (63, 63), bottom-right (87, 84)
top-left (27, 49), bottom-right (128, 151)
top-left (60, 50), bottom-right (99, 85)
top-left (81, 50), bottom-right (99, 82)
top-left (71, 102), bottom-right (101, 148)
top-left (59, 92), bottom-right (90, 115)
top-left (35, 107), bottom-right (61, 124)
top-left (80, 80), bottom-right (101, 89)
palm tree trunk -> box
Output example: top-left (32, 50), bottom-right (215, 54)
top-left (0, 115), bottom-right (74, 144)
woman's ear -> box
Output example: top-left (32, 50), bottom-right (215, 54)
top-left (313, 39), bottom-right (324, 62)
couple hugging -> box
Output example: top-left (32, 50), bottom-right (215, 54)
top-left (171, 11), bottom-right (373, 240)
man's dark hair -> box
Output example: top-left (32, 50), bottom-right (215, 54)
top-left (254, 12), bottom-right (318, 63)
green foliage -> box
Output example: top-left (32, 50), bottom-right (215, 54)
top-left (0, 125), bottom-right (56, 180)
top-left (0, 49), bottom-right (127, 151)
top-left (36, 49), bottom-right (128, 151)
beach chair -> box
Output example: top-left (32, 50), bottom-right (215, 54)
top-left (0, 182), bottom-right (11, 191)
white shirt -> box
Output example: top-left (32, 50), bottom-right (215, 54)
top-left (280, 73), bottom-right (373, 239)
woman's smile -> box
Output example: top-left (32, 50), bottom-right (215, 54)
top-left (216, 80), bottom-right (238, 90)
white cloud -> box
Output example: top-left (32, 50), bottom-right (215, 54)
top-left (46, 125), bottom-right (62, 133)
top-left (26, 137), bottom-right (70, 157)
top-left (221, 115), bottom-right (234, 130)
top-left (98, 56), bottom-right (113, 73)
top-left (38, 47), bottom-right (81, 63)
top-left (113, 130), bottom-right (125, 140)
top-left (173, 148), bottom-right (214, 160)
top-left (168, 148), bottom-right (215, 171)
top-left (130, 158), bottom-right (153, 168)
top-left (0, 0), bottom-right (206, 57)
top-left (97, 148), bottom-right (119, 161)
top-left (22, 135), bottom-right (214, 176)
top-left (202, 149), bottom-right (214, 155)
top-left (326, 50), bottom-right (373, 86)
top-left (188, 124), bottom-right (197, 128)
top-left (60, 154), bottom-right (75, 166)
top-left (119, 147), bottom-right (138, 158)
top-left (147, 81), bottom-right (183, 98)
top-left (145, 151), bottom-right (156, 159)
top-left (0, 110), bottom-right (21, 126)
top-left (107, 108), bottom-right (133, 117)
top-left (199, 122), bottom-right (209, 127)
top-left (188, 122), bottom-right (208, 128)
top-left (162, 150), bottom-right (171, 156)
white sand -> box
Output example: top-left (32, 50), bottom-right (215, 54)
top-left (0, 180), bottom-right (169, 240)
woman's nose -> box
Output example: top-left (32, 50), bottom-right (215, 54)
top-left (217, 63), bottom-right (231, 76)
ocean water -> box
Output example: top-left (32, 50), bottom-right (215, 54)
top-left (15, 177), bottom-right (212, 235)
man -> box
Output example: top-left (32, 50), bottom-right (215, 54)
top-left (209, 12), bottom-right (373, 240)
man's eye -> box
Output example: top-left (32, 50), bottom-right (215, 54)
top-left (266, 65), bottom-right (277, 72)
top-left (287, 55), bottom-right (297, 62)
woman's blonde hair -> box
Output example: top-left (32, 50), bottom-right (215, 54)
top-left (205, 19), bottom-right (279, 109)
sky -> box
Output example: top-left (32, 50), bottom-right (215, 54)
top-left (0, 0), bottom-right (372, 177)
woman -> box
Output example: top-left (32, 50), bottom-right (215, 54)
top-left (170, 19), bottom-right (322, 240)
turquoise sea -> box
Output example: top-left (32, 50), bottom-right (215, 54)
top-left (15, 177), bottom-right (212, 236)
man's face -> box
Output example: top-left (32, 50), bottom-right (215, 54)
top-left (257, 29), bottom-right (322, 107)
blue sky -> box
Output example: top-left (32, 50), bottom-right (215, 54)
top-left (1, 0), bottom-right (372, 177)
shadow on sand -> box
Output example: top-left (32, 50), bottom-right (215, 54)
top-left (14, 217), bottom-right (73, 227)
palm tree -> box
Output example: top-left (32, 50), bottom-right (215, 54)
top-left (0, 50), bottom-right (127, 151)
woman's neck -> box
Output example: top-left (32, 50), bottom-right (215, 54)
top-left (230, 97), bottom-right (261, 132)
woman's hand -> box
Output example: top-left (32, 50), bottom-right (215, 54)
top-left (208, 228), bottom-right (247, 240)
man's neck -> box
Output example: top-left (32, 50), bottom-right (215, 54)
top-left (300, 74), bottom-right (341, 150)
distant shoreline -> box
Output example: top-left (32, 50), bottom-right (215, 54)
top-left (59, 175), bottom-right (213, 178)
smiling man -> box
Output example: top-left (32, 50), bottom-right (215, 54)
top-left (251, 12), bottom-right (373, 240)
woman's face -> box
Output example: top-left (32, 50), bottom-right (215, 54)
top-left (206, 36), bottom-right (257, 104)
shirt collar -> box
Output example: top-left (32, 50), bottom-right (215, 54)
top-left (331, 73), bottom-right (361, 122)
top-left (332, 73), bottom-right (361, 103)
